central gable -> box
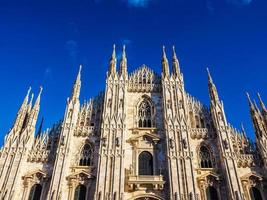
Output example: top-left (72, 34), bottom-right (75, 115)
top-left (128, 65), bottom-right (161, 93)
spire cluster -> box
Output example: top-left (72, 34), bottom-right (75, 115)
top-left (108, 44), bottom-right (128, 78)
top-left (161, 45), bottom-right (181, 78)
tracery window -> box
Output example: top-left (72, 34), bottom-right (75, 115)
top-left (139, 151), bottom-right (153, 175)
top-left (79, 144), bottom-right (92, 166)
top-left (138, 100), bottom-right (152, 128)
top-left (199, 146), bottom-right (213, 168)
top-left (74, 185), bottom-right (86, 200)
top-left (28, 184), bottom-right (42, 200)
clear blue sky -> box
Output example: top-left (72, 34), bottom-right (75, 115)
top-left (0, 0), bottom-right (266, 145)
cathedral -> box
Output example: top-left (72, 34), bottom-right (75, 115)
top-left (0, 45), bottom-right (266, 200)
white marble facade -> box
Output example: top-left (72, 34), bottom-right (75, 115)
top-left (0, 46), bottom-right (266, 200)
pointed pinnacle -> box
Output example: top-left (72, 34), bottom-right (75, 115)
top-left (257, 92), bottom-right (267, 111)
top-left (246, 92), bottom-right (253, 106)
top-left (162, 45), bottom-right (167, 59)
top-left (207, 68), bottom-right (213, 83)
top-left (122, 45), bottom-right (126, 59)
top-left (112, 44), bottom-right (116, 59)
top-left (172, 46), bottom-right (177, 60)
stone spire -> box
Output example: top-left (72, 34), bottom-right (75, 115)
top-left (172, 46), bottom-right (180, 77)
top-left (13, 87), bottom-right (31, 130)
top-left (119, 45), bottom-right (127, 77)
top-left (71, 65), bottom-right (82, 101)
top-left (33, 87), bottom-right (43, 109)
top-left (207, 68), bottom-right (220, 103)
top-left (162, 46), bottom-right (170, 77)
top-left (27, 87), bottom-right (43, 129)
top-left (246, 92), bottom-right (255, 110)
top-left (257, 93), bottom-right (267, 113)
top-left (108, 44), bottom-right (117, 76)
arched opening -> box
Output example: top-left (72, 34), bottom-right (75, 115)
top-left (74, 185), bottom-right (86, 200)
top-left (195, 115), bottom-right (200, 128)
top-left (28, 184), bottom-right (42, 200)
top-left (199, 146), bottom-right (213, 168)
top-left (250, 187), bottom-right (262, 200)
top-left (138, 100), bottom-right (152, 128)
top-left (206, 186), bottom-right (219, 200)
top-left (79, 144), bottom-right (92, 166)
top-left (139, 151), bottom-right (153, 175)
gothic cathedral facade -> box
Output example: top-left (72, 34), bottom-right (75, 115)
top-left (0, 45), bottom-right (266, 200)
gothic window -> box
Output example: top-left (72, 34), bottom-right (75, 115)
top-left (139, 151), bottom-right (153, 175)
top-left (199, 146), bottom-right (213, 168)
top-left (74, 185), bottom-right (86, 200)
top-left (195, 115), bottom-right (200, 128)
top-left (250, 187), bottom-right (262, 200)
top-left (28, 184), bottom-right (42, 200)
top-left (138, 100), bottom-right (152, 128)
top-left (206, 186), bottom-right (219, 200)
top-left (79, 144), bottom-right (92, 166)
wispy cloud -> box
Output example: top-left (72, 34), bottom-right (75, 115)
top-left (125, 0), bottom-right (152, 8)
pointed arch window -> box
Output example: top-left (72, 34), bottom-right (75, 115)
top-left (206, 186), bottom-right (219, 200)
top-left (138, 100), bottom-right (152, 128)
top-left (199, 146), bottom-right (213, 168)
top-left (79, 144), bottom-right (92, 166)
top-left (28, 184), bottom-right (42, 200)
top-left (74, 185), bottom-right (86, 200)
top-left (139, 151), bottom-right (153, 175)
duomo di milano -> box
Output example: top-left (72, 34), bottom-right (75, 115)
top-left (0, 45), bottom-right (266, 200)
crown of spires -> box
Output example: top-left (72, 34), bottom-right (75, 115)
top-left (207, 68), bottom-right (219, 103)
top-left (109, 44), bottom-right (117, 76)
top-left (71, 65), bottom-right (82, 101)
top-left (119, 45), bottom-right (127, 77)
top-left (257, 93), bottom-right (267, 112)
top-left (162, 46), bottom-right (170, 77)
top-left (172, 46), bottom-right (180, 77)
